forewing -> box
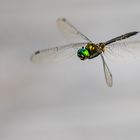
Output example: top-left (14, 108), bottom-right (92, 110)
top-left (57, 18), bottom-right (91, 43)
top-left (31, 43), bottom-right (87, 63)
top-left (101, 54), bottom-right (113, 87)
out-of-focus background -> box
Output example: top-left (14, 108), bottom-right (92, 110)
top-left (1, 0), bottom-right (140, 140)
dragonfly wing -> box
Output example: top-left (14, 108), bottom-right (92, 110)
top-left (101, 54), bottom-right (113, 87)
top-left (57, 18), bottom-right (91, 43)
top-left (104, 40), bottom-right (140, 61)
top-left (31, 43), bottom-right (87, 63)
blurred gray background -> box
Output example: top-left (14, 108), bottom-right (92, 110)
top-left (1, 0), bottom-right (140, 140)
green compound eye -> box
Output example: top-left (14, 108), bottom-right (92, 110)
top-left (77, 48), bottom-right (90, 60)
top-left (83, 49), bottom-right (90, 57)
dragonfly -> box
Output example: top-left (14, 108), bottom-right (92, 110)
top-left (31, 18), bottom-right (140, 87)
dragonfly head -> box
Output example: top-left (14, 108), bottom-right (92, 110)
top-left (77, 47), bottom-right (90, 60)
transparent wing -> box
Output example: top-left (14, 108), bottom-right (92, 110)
top-left (104, 40), bottom-right (140, 61)
top-left (57, 18), bottom-right (91, 43)
top-left (31, 43), bottom-right (87, 63)
top-left (101, 54), bottom-right (113, 87)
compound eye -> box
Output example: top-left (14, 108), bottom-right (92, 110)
top-left (77, 48), bottom-right (87, 60)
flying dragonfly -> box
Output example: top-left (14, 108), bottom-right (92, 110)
top-left (31, 18), bottom-right (140, 87)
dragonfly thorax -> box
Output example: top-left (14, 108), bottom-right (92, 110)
top-left (83, 43), bottom-right (102, 60)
